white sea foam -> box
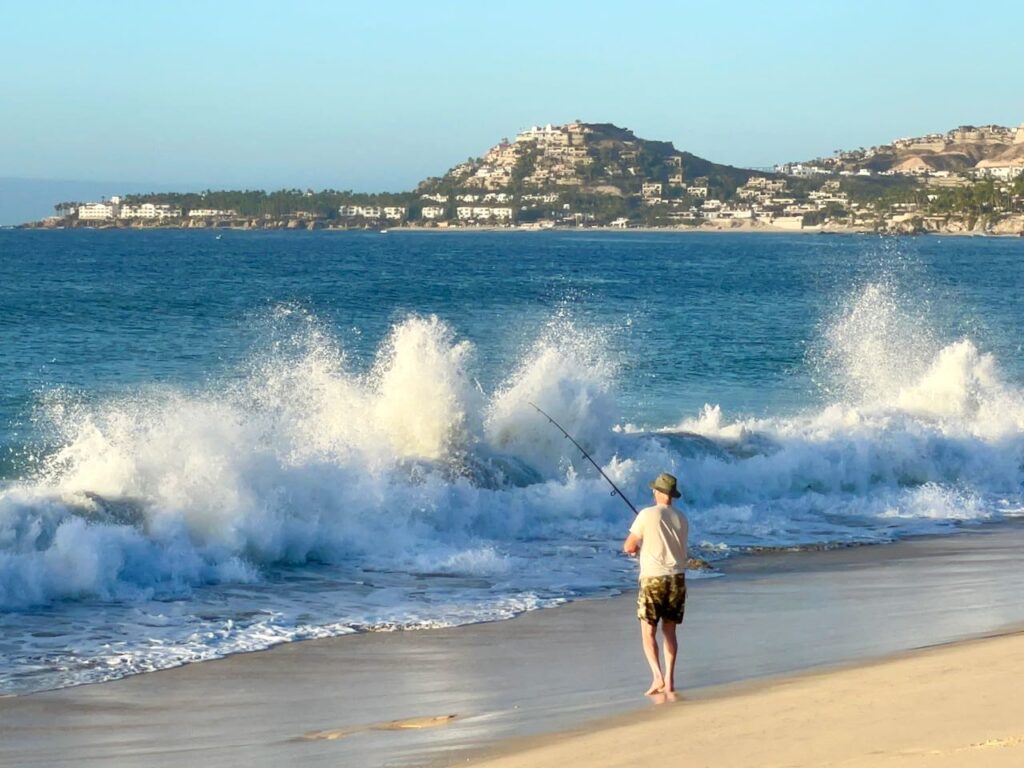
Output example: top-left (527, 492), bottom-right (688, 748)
top-left (486, 316), bottom-right (621, 475)
top-left (1, 290), bottom-right (1022, 692)
top-left (664, 284), bottom-right (1024, 545)
top-left (0, 313), bottom-right (627, 613)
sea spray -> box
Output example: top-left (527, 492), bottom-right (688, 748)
top-left (2, 290), bottom-right (1023, 693)
top-left (817, 282), bottom-right (940, 405)
top-left (663, 282), bottom-right (1024, 542)
top-left (371, 315), bottom-right (482, 462)
top-left (0, 313), bottom-right (630, 614)
top-left (487, 316), bottom-right (621, 476)
top-left (3, 297), bottom-right (1022, 614)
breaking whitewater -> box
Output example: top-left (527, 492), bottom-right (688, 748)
top-left (2, 285), bottom-right (1022, 693)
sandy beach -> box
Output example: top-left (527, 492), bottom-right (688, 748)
top-left (3, 522), bottom-right (1024, 767)
top-left (471, 629), bottom-right (1024, 768)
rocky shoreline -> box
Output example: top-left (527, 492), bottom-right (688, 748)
top-left (18, 216), bottom-right (1024, 236)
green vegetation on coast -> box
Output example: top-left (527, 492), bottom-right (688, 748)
top-left (30, 121), bottom-right (1024, 235)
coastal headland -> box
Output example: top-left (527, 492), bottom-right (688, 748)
top-left (4, 522), bottom-right (1024, 768)
top-left (22, 120), bottom-right (1024, 236)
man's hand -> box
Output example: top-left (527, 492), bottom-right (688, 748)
top-left (623, 532), bottom-right (641, 556)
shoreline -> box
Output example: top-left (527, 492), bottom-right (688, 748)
top-left (14, 224), bottom-right (1024, 239)
top-left (4, 521), bottom-right (1024, 766)
top-left (12, 221), bottom-right (1024, 237)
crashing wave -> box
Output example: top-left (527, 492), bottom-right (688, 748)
top-left (1, 289), bottom-right (1023, 614)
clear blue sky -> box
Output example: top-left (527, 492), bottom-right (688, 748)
top-left (2, 0), bottom-right (1022, 193)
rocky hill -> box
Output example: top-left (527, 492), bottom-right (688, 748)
top-left (413, 121), bottom-right (766, 224)
top-left (796, 124), bottom-right (1024, 175)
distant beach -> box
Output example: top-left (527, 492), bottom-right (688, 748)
top-left (20, 219), bottom-right (1024, 237)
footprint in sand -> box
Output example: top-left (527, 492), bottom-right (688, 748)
top-left (963, 735), bottom-right (1024, 750)
top-left (899, 735), bottom-right (1024, 758)
top-left (302, 714), bottom-right (458, 741)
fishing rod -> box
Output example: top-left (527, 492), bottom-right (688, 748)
top-left (528, 402), bottom-right (639, 516)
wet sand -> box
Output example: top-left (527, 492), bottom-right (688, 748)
top-left (3, 522), bottom-right (1024, 767)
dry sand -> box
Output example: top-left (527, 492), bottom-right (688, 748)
top-left (470, 630), bottom-right (1024, 768)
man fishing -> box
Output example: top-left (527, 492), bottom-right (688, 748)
top-left (623, 472), bottom-right (689, 696)
top-left (527, 405), bottom-right (688, 695)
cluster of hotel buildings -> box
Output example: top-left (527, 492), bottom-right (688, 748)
top-left (680, 173), bottom-right (1023, 232)
top-left (618, 175), bottom-right (856, 228)
top-left (68, 197), bottom-right (237, 221)
top-left (415, 192), bottom-right (516, 223)
top-left (777, 162), bottom-right (1024, 182)
top-left (338, 205), bottom-right (407, 221)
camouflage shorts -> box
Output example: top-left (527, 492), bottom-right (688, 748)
top-left (637, 573), bottom-right (687, 625)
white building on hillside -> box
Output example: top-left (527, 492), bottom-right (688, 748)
top-left (421, 205), bottom-right (446, 219)
top-left (456, 206), bottom-right (514, 222)
top-left (78, 202), bottom-right (117, 220)
top-left (641, 182), bottom-right (663, 200)
top-left (188, 208), bottom-right (238, 217)
top-left (515, 124), bottom-right (569, 147)
top-left (340, 205), bottom-right (382, 218)
top-left (974, 165), bottom-right (1024, 181)
top-left (120, 203), bottom-right (182, 219)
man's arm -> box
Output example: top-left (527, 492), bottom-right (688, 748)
top-left (623, 532), bottom-right (641, 556)
top-left (624, 510), bottom-right (645, 555)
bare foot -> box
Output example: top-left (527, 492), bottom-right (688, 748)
top-left (644, 681), bottom-right (665, 696)
top-left (648, 690), bottom-right (679, 705)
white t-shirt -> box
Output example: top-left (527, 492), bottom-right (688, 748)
top-left (629, 504), bottom-right (689, 578)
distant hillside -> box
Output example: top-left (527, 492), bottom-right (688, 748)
top-left (23, 122), bottom-right (781, 228)
top-left (420, 121), bottom-right (761, 197)
top-left (413, 121), bottom-right (766, 224)
top-left (793, 124), bottom-right (1024, 175)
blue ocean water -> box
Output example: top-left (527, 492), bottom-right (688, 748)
top-left (1, 229), bottom-right (1022, 693)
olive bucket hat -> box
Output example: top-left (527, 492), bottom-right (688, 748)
top-left (649, 472), bottom-right (682, 499)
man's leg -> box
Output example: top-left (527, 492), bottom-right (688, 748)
top-left (640, 620), bottom-right (664, 695)
top-left (661, 620), bottom-right (678, 692)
